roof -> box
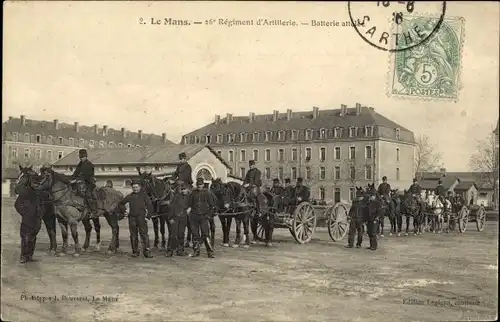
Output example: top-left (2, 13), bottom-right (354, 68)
top-left (454, 181), bottom-right (479, 191)
top-left (2, 116), bottom-right (174, 145)
top-left (53, 144), bottom-right (232, 169)
top-left (182, 105), bottom-right (414, 143)
top-left (2, 167), bottom-right (19, 179)
top-left (419, 177), bottom-right (458, 190)
top-left (421, 171), bottom-right (494, 189)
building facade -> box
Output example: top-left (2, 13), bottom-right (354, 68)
top-left (181, 104), bottom-right (416, 203)
top-left (2, 115), bottom-right (173, 173)
top-left (52, 145), bottom-right (239, 194)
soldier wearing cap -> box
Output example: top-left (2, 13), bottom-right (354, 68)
top-left (165, 181), bottom-right (191, 257)
top-left (434, 179), bottom-right (446, 205)
top-left (294, 178), bottom-right (310, 204)
top-left (377, 176), bottom-right (391, 199)
top-left (408, 178), bottom-right (422, 195)
top-left (118, 180), bottom-right (154, 257)
top-left (69, 149), bottom-right (98, 215)
top-left (282, 178), bottom-right (294, 212)
top-left (244, 160), bottom-right (262, 209)
top-left (172, 152), bottom-right (193, 187)
top-left (105, 180), bottom-right (114, 188)
top-left (186, 177), bottom-right (216, 258)
top-left (270, 178), bottom-right (285, 212)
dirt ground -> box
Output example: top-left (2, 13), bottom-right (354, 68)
top-left (1, 198), bottom-right (498, 321)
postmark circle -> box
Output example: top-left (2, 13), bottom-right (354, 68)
top-left (347, 1), bottom-right (447, 52)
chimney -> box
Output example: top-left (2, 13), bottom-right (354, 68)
top-left (286, 109), bottom-right (292, 121)
top-left (273, 110), bottom-right (279, 122)
top-left (249, 112), bottom-right (255, 123)
top-left (103, 125), bottom-right (108, 136)
top-left (54, 119), bottom-right (59, 130)
top-left (8, 116), bottom-right (13, 121)
top-left (93, 124), bottom-right (98, 133)
top-left (440, 168), bottom-right (446, 177)
top-left (121, 127), bottom-right (126, 137)
top-left (312, 106), bottom-right (319, 119)
top-left (226, 113), bottom-right (232, 124)
top-left (138, 130), bottom-right (143, 140)
top-left (340, 104), bottom-right (347, 116)
top-left (355, 103), bottom-right (362, 116)
top-left (20, 115), bottom-right (26, 126)
top-left (74, 122), bottom-right (80, 132)
top-left (162, 133), bottom-right (167, 143)
top-left (215, 115), bottom-right (220, 125)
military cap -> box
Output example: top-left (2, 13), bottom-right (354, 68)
top-left (249, 160), bottom-right (256, 166)
top-left (297, 177), bottom-right (303, 183)
top-left (178, 152), bottom-right (187, 159)
top-left (284, 178), bottom-right (291, 184)
top-left (131, 180), bottom-right (141, 186)
top-left (78, 149), bottom-right (88, 157)
top-left (447, 191), bottom-right (453, 195)
top-left (413, 178), bottom-right (418, 182)
top-left (382, 176), bottom-right (387, 181)
top-left (438, 179), bottom-right (443, 184)
top-left (196, 177), bottom-right (204, 185)
top-left (273, 178), bottom-right (280, 183)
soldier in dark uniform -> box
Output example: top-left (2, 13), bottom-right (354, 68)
top-left (165, 182), bottom-right (191, 257)
top-left (434, 179), bottom-right (446, 205)
top-left (293, 178), bottom-right (310, 204)
top-left (187, 178), bottom-right (216, 258)
top-left (243, 160), bottom-right (262, 211)
top-left (172, 152), bottom-right (193, 187)
top-left (408, 178), bottom-right (425, 213)
top-left (69, 149), bottom-right (98, 215)
top-left (345, 190), bottom-right (366, 248)
top-left (377, 176), bottom-right (391, 199)
top-left (282, 178), bottom-right (294, 212)
top-left (270, 178), bottom-right (284, 212)
top-left (105, 180), bottom-right (113, 188)
top-left (118, 181), bottom-right (154, 258)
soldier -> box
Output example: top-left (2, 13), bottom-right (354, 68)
top-left (294, 178), bottom-right (310, 204)
top-left (408, 178), bottom-right (422, 195)
top-left (187, 177), bottom-right (216, 258)
top-left (270, 178), bottom-right (284, 212)
top-left (345, 191), bottom-right (365, 248)
top-left (434, 179), bottom-right (446, 205)
top-left (172, 152), bottom-right (193, 187)
top-left (105, 180), bottom-right (114, 188)
top-left (165, 182), bottom-right (190, 257)
top-left (377, 176), bottom-right (391, 198)
top-left (282, 178), bottom-right (294, 212)
top-left (118, 181), bottom-right (154, 258)
top-left (69, 149), bottom-right (98, 215)
top-left (243, 160), bottom-right (262, 210)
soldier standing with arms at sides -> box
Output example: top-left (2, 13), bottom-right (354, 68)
top-left (172, 152), bottom-right (193, 187)
top-left (243, 160), bottom-right (262, 211)
top-left (294, 178), bottom-right (310, 204)
top-left (165, 182), bottom-right (190, 257)
top-left (69, 149), bottom-right (98, 216)
top-left (187, 178), bottom-right (216, 258)
top-left (118, 181), bottom-right (154, 258)
top-left (270, 178), bottom-right (284, 211)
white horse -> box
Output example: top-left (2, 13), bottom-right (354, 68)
top-left (425, 193), bottom-right (451, 233)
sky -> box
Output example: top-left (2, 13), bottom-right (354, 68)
top-left (3, 1), bottom-right (499, 171)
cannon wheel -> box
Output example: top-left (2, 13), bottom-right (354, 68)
top-left (475, 206), bottom-right (486, 232)
top-left (327, 203), bottom-right (349, 242)
top-left (291, 202), bottom-right (316, 244)
top-left (458, 206), bottom-right (469, 233)
top-left (256, 217), bottom-right (266, 241)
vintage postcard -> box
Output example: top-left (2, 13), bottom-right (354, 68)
top-left (2, 1), bottom-right (499, 321)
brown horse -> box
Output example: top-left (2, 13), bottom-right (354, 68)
top-left (38, 168), bottom-right (123, 256)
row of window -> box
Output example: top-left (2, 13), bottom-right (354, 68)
top-left (9, 132), bottom-right (142, 148)
top-left (233, 166), bottom-right (401, 181)
top-left (218, 146), bottom-right (401, 162)
top-left (10, 147), bottom-right (64, 161)
top-left (319, 187), bottom-right (362, 203)
top-left (185, 126), bottom-right (396, 145)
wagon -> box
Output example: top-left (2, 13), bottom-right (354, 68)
top-left (255, 201), bottom-right (318, 244)
top-left (325, 202), bottom-right (350, 242)
top-left (457, 204), bottom-right (487, 233)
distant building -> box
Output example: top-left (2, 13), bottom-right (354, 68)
top-left (421, 169), bottom-right (493, 208)
top-left (52, 145), bottom-right (241, 194)
top-left (2, 114), bottom-right (173, 177)
top-left (180, 104), bottom-right (416, 203)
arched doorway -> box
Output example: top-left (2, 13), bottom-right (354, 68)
top-left (196, 168), bottom-right (213, 188)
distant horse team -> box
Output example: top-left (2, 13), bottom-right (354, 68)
top-left (13, 164), bottom-right (466, 262)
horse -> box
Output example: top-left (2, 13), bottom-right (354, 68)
top-left (401, 190), bottom-right (424, 235)
top-left (389, 190), bottom-right (403, 236)
top-left (137, 169), bottom-right (172, 248)
top-left (211, 180), bottom-right (253, 248)
top-left (375, 190), bottom-right (393, 238)
top-left (38, 168), bottom-right (123, 256)
top-left (425, 192), bottom-right (451, 234)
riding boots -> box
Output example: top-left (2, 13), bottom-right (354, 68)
top-left (191, 242), bottom-right (201, 257)
top-left (176, 243), bottom-right (188, 256)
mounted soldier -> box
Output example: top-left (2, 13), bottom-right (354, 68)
top-left (270, 178), bottom-right (285, 212)
top-left (434, 179), bottom-right (446, 205)
top-left (243, 160), bottom-right (262, 211)
top-left (408, 178), bottom-right (425, 213)
top-left (293, 177), bottom-right (310, 206)
top-left (172, 152), bottom-right (193, 187)
top-left (69, 149), bottom-right (98, 216)
top-left (377, 176), bottom-right (391, 200)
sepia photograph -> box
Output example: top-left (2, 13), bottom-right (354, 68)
top-left (2, 1), bottom-right (498, 321)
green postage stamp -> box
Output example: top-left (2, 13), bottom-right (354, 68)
top-left (388, 16), bottom-right (465, 101)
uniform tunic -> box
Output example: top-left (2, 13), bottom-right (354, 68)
top-left (434, 184), bottom-right (446, 197)
top-left (188, 188), bottom-right (216, 253)
top-left (71, 159), bottom-right (95, 183)
top-left (408, 183), bottom-right (422, 195)
top-left (173, 163), bottom-right (193, 185)
top-left (118, 191), bottom-right (154, 253)
top-left (244, 168), bottom-right (262, 186)
top-left (294, 185), bottom-right (310, 203)
top-left (377, 183), bottom-right (391, 196)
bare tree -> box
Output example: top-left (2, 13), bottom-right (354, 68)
top-left (469, 131), bottom-right (497, 188)
top-left (414, 134), bottom-right (442, 179)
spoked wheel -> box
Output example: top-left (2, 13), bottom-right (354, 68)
top-left (458, 206), bottom-right (469, 233)
top-left (475, 206), bottom-right (486, 232)
top-left (256, 216), bottom-right (266, 241)
top-left (327, 203), bottom-right (349, 242)
top-left (291, 202), bottom-right (316, 244)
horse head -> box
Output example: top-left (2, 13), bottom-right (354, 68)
top-left (15, 165), bottom-right (39, 194)
top-left (354, 186), bottom-right (366, 202)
